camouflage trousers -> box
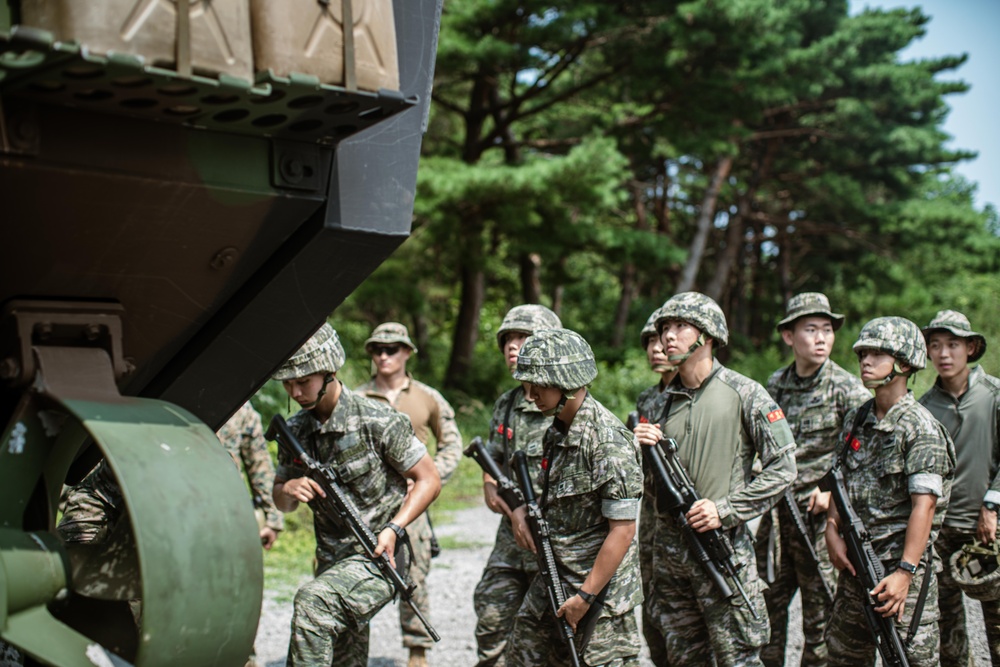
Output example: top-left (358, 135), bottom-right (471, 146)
top-left (826, 562), bottom-right (939, 667)
top-left (644, 523), bottom-right (769, 667)
top-left (473, 561), bottom-right (534, 667)
top-left (400, 512), bottom-right (434, 649)
top-left (638, 496), bottom-right (669, 667)
top-left (934, 526), bottom-right (1000, 666)
top-left (505, 580), bottom-right (641, 667)
top-left (754, 502), bottom-right (836, 667)
top-left (0, 641), bottom-right (22, 667)
top-left (287, 554), bottom-right (395, 667)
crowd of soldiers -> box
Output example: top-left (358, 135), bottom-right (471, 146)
top-left (264, 291), bottom-right (998, 667)
top-left (3, 290), bottom-right (998, 667)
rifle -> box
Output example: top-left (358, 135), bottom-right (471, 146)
top-left (781, 488), bottom-right (835, 602)
top-left (818, 465), bottom-right (909, 667)
top-left (266, 414), bottom-right (441, 642)
top-left (627, 411), bottom-right (757, 618)
top-left (463, 436), bottom-right (524, 512)
top-left (511, 448), bottom-right (592, 667)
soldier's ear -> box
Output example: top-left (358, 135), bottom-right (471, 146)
top-left (780, 328), bottom-right (794, 347)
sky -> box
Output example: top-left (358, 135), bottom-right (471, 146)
top-left (850, 0), bottom-right (1000, 212)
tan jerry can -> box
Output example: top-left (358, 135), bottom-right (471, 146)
top-left (251, 0), bottom-right (400, 92)
top-left (19, 0), bottom-right (254, 81)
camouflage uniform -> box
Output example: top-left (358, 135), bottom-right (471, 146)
top-left (58, 460), bottom-right (125, 544)
top-left (473, 386), bottom-right (548, 666)
top-left (505, 392), bottom-right (644, 667)
top-left (756, 293), bottom-right (870, 667)
top-left (216, 401), bottom-right (284, 533)
top-left (472, 304), bottom-right (562, 667)
top-left (640, 293), bottom-right (797, 667)
top-left (917, 310), bottom-right (1000, 666)
top-left (357, 373), bottom-right (461, 650)
top-left (273, 324), bottom-right (429, 667)
top-left (826, 317), bottom-right (956, 667)
top-left (277, 386), bottom-right (426, 667)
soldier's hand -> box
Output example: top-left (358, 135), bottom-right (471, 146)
top-left (557, 594), bottom-right (590, 632)
top-left (511, 505), bottom-right (537, 553)
top-left (807, 488), bottom-right (831, 514)
top-left (632, 422), bottom-right (662, 447)
top-left (978, 506), bottom-right (998, 544)
top-left (686, 499), bottom-right (721, 532)
top-left (283, 477), bottom-right (326, 503)
top-left (824, 520), bottom-right (855, 575)
top-left (483, 481), bottom-right (511, 516)
top-left (872, 570), bottom-right (910, 620)
top-left (260, 527), bottom-right (278, 550)
top-left (375, 526), bottom-right (398, 568)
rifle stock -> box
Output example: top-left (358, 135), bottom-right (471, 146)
top-left (266, 414), bottom-right (441, 642)
top-left (818, 466), bottom-right (908, 667)
top-left (463, 436), bottom-right (524, 512)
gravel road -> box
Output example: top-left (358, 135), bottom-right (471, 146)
top-left (253, 503), bottom-right (990, 667)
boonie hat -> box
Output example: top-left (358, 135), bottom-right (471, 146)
top-left (364, 322), bottom-right (417, 354)
top-left (922, 310), bottom-right (987, 363)
top-left (776, 292), bottom-right (844, 331)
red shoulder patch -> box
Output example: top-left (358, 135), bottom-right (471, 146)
top-left (766, 408), bottom-right (785, 423)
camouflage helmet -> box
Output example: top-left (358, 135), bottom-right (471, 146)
top-left (640, 306), bottom-right (664, 348)
top-left (496, 304), bottom-right (562, 351)
top-left (512, 328), bottom-right (597, 391)
top-left (922, 310), bottom-right (987, 363)
top-left (655, 292), bottom-right (729, 347)
top-left (949, 539), bottom-right (1000, 602)
top-left (272, 323), bottom-right (345, 381)
top-left (852, 317), bottom-right (926, 370)
top-left (364, 321), bottom-right (417, 353)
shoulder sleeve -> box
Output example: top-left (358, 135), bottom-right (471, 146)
top-left (591, 423), bottom-right (643, 520)
top-left (903, 410), bottom-right (956, 481)
top-left (424, 384), bottom-right (462, 484)
top-left (369, 406), bottom-right (427, 474)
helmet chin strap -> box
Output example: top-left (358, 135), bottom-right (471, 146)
top-left (863, 362), bottom-right (914, 389)
top-left (304, 373), bottom-right (337, 409)
top-left (543, 393), bottom-right (570, 418)
top-left (664, 333), bottom-right (706, 372)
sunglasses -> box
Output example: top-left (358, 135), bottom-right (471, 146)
top-left (371, 344), bottom-right (402, 357)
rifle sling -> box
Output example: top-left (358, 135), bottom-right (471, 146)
top-left (906, 546), bottom-right (933, 644)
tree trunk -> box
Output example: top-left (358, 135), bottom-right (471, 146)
top-left (706, 201), bottom-right (747, 302)
top-left (611, 262), bottom-right (637, 348)
top-left (520, 253), bottom-right (542, 304)
top-left (444, 261), bottom-right (485, 391)
top-left (675, 154), bottom-right (734, 294)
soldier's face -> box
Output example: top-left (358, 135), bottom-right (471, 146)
top-left (504, 332), bottom-right (530, 371)
top-left (927, 332), bottom-right (972, 380)
top-left (856, 348), bottom-right (896, 383)
top-left (282, 373), bottom-right (327, 410)
top-left (522, 382), bottom-right (563, 414)
top-left (645, 335), bottom-right (670, 372)
top-left (372, 344), bottom-right (411, 376)
top-left (783, 317), bottom-right (835, 369)
top-left (659, 319), bottom-right (700, 357)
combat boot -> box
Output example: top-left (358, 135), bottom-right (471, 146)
top-left (407, 647), bottom-right (428, 667)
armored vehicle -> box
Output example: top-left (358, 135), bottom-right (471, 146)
top-left (0, 1), bottom-right (441, 664)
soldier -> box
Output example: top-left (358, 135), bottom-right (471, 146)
top-left (917, 310), bottom-right (1000, 665)
top-left (472, 304), bottom-right (562, 667)
top-left (272, 323), bottom-right (441, 667)
top-left (356, 322), bottom-right (462, 667)
top-left (632, 291), bottom-right (796, 667)
top-left (216, 401), bottom-right (284, 551)
top-left (756, 293), bottom-right (869, 666)
top-left (824, 317), bottom-right (955, 667)
top-left (506, 327), bottom-right (644, 666)
top-left (633, 304), bottom-right (676, 667)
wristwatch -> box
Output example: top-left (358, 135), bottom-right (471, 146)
top-left (577, 589), bottom-right (598, 605)
top-left (897, 559), bottom-right (917, 575)
top-left (384, 522), bottom-right (406, 539)
top-left (983, 501), bottom-right (999, 515)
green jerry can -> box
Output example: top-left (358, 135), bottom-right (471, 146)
top-left (0, 0), bottom-right (443, 665)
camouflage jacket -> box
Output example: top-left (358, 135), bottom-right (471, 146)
top-left (919, 365), bottom-right (1000, 530)
top-left (357, 374), bottom-right (462, 484)
top-left (275, 384), bottom-right (427, 566)
top-left (216, 402), bottom-right (284, 531)
top-left (766, 359), bottom-right (870, 501)
top-left (839, 392), bottom-right (956, 561)
top-left (58, 461), bottom-right (124, 544)
top-left (525, 392), bottom-right (643, 617)
top-left (483, 385), bottom-right (549, 572)
top-left (661, 359), bottom-right (797, 530)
